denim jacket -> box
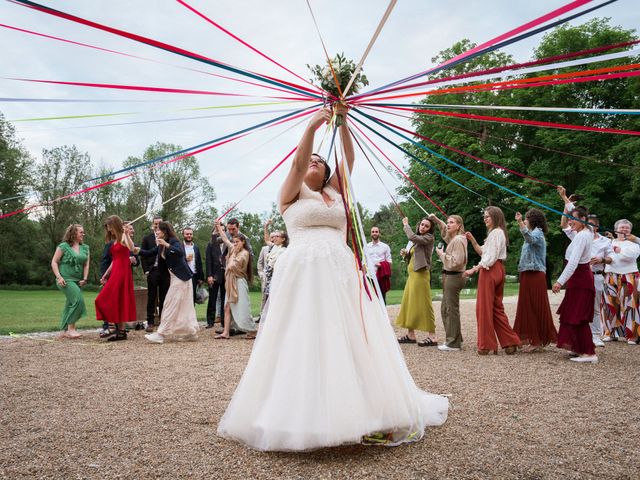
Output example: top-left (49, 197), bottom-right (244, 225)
top-left (518, 227), bottom-right (546, 272)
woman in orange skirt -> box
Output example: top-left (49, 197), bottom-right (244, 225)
top-left (464, 207), bottom-right (520, 355)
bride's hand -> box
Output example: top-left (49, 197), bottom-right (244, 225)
top-left (334, 102), bottom-right (349, 118)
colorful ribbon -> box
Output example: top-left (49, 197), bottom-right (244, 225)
top-left (10, 0), bottom-right (323, 100)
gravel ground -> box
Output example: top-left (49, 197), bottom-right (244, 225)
top-left (1, 293), bottom-right (639, 480)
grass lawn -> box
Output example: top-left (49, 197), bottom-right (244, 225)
top-left (0, 283), bottom-right (520, 335)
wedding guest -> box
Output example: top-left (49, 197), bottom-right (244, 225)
top-left (95, 216), bottom-right (136, 342)
top-left (465, 206), bottom-right (520, 355)
top-left (182, 227), bottom-right (204, 304)
top-left (366, 226), bottom-right (392, 303)
top-left (429, 214), bottom-right (468, 351)
top-left (558, 186), bottom-right (611, 347)
top-left (214, 221), bottom-right (257, 339)
top-left (396, 216), bottom-right (437, 346)
top-left (51, 224), bottom-right (90, 339)
top-left (513, 210), bottom-right (557, 352)
top-left (260, 225), bottom-right (288, 320)
top-left (258, 220), bottom-right (277, 314)
top-left (139, 222), bottom-right (199, 343)
top-left (552, 206), bottom-right (598, 363)
top-left (99, 221), bottom-right (140, 336)
top-left (205, 226), bottom-right (225, 329)
top-left (602, 219), bottom-right (640, 344)
top-left (141, 216), bottom-right (170, 333)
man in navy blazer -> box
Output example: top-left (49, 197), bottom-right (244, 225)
top-left (182, 227), bottom-right (204, 304)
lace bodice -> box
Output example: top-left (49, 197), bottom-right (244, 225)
top-left (282, 183), bottom-right (347, 244)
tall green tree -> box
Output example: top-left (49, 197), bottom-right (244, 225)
top-left (0, 113), bottom-right (44, 284)
top-left (401, 20), bottom-right (639, 277)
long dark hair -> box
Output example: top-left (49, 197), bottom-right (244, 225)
top-left (158, 221), bottom-right (177, 241)
top-left (484, 206), bottom-right (509, 246)
top-left (414, 217), bottom-right (435, 236)
top-left (311, 153), bottom-right (331, 185)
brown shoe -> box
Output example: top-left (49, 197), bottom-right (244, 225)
top-left (478, 349), bottom-right (497, 355)
top-left (145, 325), bottom-right (155, 333)
top-left (504, 345), bottom-right (519, 355)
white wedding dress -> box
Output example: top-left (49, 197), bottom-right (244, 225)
top-left (217, 183), bottom-right (448, 451)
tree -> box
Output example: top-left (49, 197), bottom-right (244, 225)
top-left (401, 20), bottom-right (639, 277)
top-left (0, 113), bottom-right (44, 284)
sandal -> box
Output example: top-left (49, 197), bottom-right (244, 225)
top-left (99, 329), bottom-right (116, 338)
top-left (107, 331), bottom-right (127, 342)
top-left (398, 335), bottom-right (417, 344)
top-left (214, 334), bottom-right (230, 340)
top-left (504, 345), bottom-right (519, 355)
top-left (418, 338), bottom-right (438, 347)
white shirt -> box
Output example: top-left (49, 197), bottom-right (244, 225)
top-left (183, 243), bottom-right (196, 274)
top-left (563, 228), bottom-right (612, 273)
top-left (479, 229), bottom-right (507, 269)
top-left (366, 240), bottom-right (392, 273)
top-left (557, 229), bottom-right (593, 286)
top-left (605, 239), bottom-right (640, 275)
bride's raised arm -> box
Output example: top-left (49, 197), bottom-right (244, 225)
top-left (327, 104), bottom-right (354, 191)
top-left (279, 107), bottom-right (332, 212)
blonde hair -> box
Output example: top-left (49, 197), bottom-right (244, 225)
top-left (448, 215), bottom-right (465, 234)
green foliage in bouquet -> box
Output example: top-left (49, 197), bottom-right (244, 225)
top-left (308, 53), bottom-right (369, 99)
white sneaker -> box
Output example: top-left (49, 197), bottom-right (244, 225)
top-left (593, 337), bottom-right (605, 347)
top-left (569, 355), bottom-right (598, 364)
top-left (601, 336), bottom-right (611, 342)
top-left (438, 345), bottom-right (461, 352)
top-left (627, 340), bottom-right (637, 345)
top-left (145, 332), bottom-right (164, 344)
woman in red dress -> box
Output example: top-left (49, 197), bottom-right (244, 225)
top-left (95, 215), bottom-right (136, 341)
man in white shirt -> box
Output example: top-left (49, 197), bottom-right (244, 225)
top-left (182, 227), bottom-right (204, 304)
top-left (366, 226), bottom-right (392, 302)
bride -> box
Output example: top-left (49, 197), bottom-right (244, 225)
top-left (217, 104), bottom-right (448, 451)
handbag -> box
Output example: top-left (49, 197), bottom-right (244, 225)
top-left (195, 285), bottom-right (209, 304)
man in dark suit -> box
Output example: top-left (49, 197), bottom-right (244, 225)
top-left (141, 216), bottom-right (170, 333)
top-left (182, 227), bottom-right (203, 304)
top-left (205, 228), bottom-right (225, 328)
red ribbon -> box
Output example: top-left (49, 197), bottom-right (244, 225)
top-left (361, 63), bottom-right (640, 102)
top-left (176, 0), bottom-right (321, 95)
top-left (10, 0), bottom-right (319, 99)
top-left (6, 77), bottom-right (313, 102)
top-left (377, 105), bottom-right (640, 136)
top-left (357, 39), bottom-right (640, 99)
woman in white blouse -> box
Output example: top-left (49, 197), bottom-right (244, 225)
top-left (602, 219), bottom-right (640, 344)
top-left (552, 206), bottom-right (597, 363)
top-left (464, 206), bottom-right (520, 355)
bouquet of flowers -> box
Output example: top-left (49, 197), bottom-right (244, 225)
top-left (308, 53), bottom-right (369, 125)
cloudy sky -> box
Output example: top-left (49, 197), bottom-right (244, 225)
top-left (1, 0), bottom-right (637, 216)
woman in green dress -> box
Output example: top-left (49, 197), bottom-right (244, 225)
top-left (51, 224), bottom-right (90, 339)
top-left (396, 216), bottom-right (437, 346)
